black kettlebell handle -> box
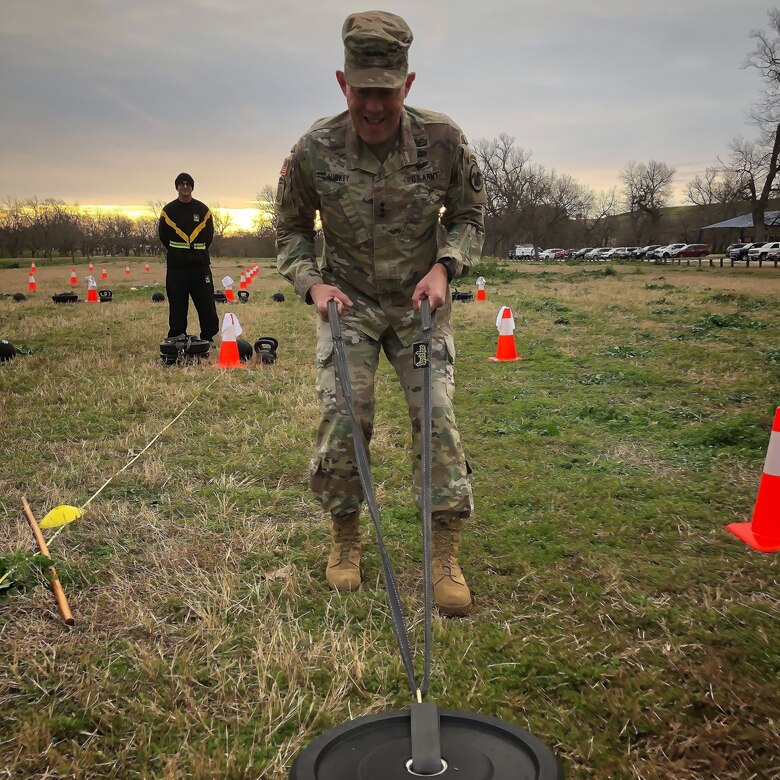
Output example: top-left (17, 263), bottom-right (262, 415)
top-left (254, 337), bottom-right (278, 355)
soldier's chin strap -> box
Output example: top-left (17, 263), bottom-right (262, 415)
top-left (327, 298), bottom-right (442, 775)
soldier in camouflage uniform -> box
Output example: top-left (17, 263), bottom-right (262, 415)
top-left (276, 10), bottom-right (486, 616)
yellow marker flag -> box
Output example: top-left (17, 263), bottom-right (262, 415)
top-left (39, 505), bottom-right (83, 529)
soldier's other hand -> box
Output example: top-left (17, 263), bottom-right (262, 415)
top-left (309, 283), bottom-right (353, 321)
top-left (412, 264), bottom-right (448, 311)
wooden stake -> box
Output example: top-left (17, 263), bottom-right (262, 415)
top-left (21, 497), bottom-right (74, 626)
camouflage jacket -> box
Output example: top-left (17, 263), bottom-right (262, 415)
top-left (276, 105), bottom-right (486, 346)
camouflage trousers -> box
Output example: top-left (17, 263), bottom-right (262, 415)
top-left (310, 318), bottom-right (473, 521)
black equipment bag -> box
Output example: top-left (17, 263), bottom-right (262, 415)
top-left (52, 292), bottom-right (79, 303)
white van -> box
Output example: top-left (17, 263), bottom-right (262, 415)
top-left (509, 245), bottom-right (541, 260)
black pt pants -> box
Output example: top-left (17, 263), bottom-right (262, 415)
top-left (166, 262), bottom-right (219, 341)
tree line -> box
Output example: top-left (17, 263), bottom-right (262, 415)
top-left (0, 198), bottom-right (275, 261)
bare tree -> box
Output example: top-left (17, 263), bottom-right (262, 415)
top-left (733, 9), bottom-right (780, 239)
top-left (254, 184), bottom-right (280, 236)
top-left (209, 205), bottom-right (233, 258)
top-left (0, 198), bottom-right (27, 258)
top-left (574, 187), bottom-right (618, 247)
top-left (620, 160), bottom-right (676, 244)
top-left (473, 134), bottom-right (532, 256)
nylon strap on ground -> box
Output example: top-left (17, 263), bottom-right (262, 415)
top-left (327, 299), bottom-right (434, 700)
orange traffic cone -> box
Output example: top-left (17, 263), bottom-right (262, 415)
top-left (239, 272), bottom-right (247, 290)
top-left (86, 275), bottom-right (98, 303)
top-left (476, 275), bottom-right (486, 301)
top-left (222, 276), bottom-right (235, 302)
top-left (28, 273), bottom-right (36, 292)
top-left (70, 268), bottom-right (78, 286)
top-left (218, 313), bottom-right (243, 368)
top-left (89, 261), bottom-right (94, 272)
top-left (30, 261), bottom-right (36, 274)
top-left (102, 265), bottom-right (108, 280)
top-left (727, 408), bottom-right (780, 552)
top-left (125, 264), bottom-right (131, 276)
top-left (489, 306), bottom-right (522, 362)
top-left (145, 262), bottom-right (150, 273)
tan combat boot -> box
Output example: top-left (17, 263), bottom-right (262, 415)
top-left (432, 516), bottom-right (472, 616)
top-left (326, 512), bottom-right (362, 591)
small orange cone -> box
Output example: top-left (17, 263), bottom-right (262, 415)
top-left (70, 268), bottom-right (78, 286)
top-left (145, 262), bottom-right (150, 273)
top-left (222, 276), bottom-right (235, 302)
top-left (86, 275), bottom-right (98, 303)
top-left (125, 264), bottom-right (131, 276)
top-left (30, 261), bottom-right (36, 274)
top-left (476, 275), bottom-right (487, 301)
top-left (727, 408), bottom-right (780, 552)
top-left (28, 273), bottom-right (36, 292)
top-left (239, 272), bottom-right (247, 290)
top-left (489, 306), bottom-right (522, 362)
top-left (218, 312), bottom-right (243, 368)
top-left (102, 265), bottom-right (108, 280)
top-left (89, 261), bottom-right (94, 272)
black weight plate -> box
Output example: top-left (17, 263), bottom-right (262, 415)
top-left (290, 709), bottom-right (562, 780)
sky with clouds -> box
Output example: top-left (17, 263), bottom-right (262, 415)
top-left (0, 0), bottom-right (775, 209)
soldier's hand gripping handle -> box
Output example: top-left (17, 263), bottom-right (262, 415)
top-left (309, 282), bottom-right (352, 322)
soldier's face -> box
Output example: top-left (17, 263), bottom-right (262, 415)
top-left (336, 71), bottom-right (415, 146)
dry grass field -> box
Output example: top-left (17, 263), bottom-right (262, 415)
top-left (1, 257), bottom-right (778, 779)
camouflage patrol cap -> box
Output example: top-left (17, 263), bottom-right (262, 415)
top-left (342, 10), bottom-right (413, 89)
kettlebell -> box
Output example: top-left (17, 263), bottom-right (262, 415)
top-left (254, 336), bottom-right (278, 364)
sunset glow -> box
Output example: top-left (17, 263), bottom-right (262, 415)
top-left (78, 204), bottom-right (263, 234)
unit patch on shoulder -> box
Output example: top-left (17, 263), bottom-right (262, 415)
top-left (469, 163), bottom-right (483, 192)
top-left (193, 213), bottom-right (200, 222)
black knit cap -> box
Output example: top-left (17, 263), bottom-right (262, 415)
top-left (175, 172), bottom-right (194, 189)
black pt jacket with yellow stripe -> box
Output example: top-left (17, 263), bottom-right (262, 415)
top-left (158, 198), bottom-right (214, 266)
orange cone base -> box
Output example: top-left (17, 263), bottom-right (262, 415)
top-left (87, 290), bottom-right (98, 302)
top-left (477, 290), bottom-right (486, 301)
top-left (489, 334), bottom-right (522, 362)
top-left (727, 522), bottom-right (780, 552)
top-left (225, 290), bottom-right (235, 302)
top-left (489, 355), bottom-right (522, 362)
top-left (217, 341), bottom-right (244, 369)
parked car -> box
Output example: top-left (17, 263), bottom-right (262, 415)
top-left (574, 247), bottom-right (593, 258)
top-left (634, 245), bottom-right (663, 259)
top-left (539, 248), bottom-right (565, 260)
top-left (600, 247), bottom-right (627, 259)
top-left (585, 247), bottom-right (606, 259)
top-left (729, 242), bottom-right (766, 261)
top-left (723, 242), bottom-right (746, 259)
top-left (747, 241), bottom-right (780, 260)
top-left (654, 243), bottom-right (687, 259)
top-left (671, 243), bottom-right (710, 258)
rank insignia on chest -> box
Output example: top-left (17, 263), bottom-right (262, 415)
top-left (193, 213), bottom-right (200, 222)
top-left (412, 342), bottom-right (429, 368)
